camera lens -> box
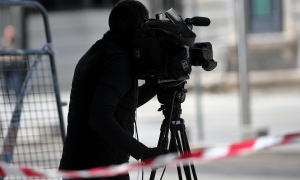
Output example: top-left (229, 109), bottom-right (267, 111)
top-left (202, 60), bottom-right (217, 71)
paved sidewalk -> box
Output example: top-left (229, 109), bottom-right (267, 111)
top-left (129, 152), bottom-right (300, 180)
top-left (61, 88), bottom-right (300, 150)
top-left (132, 90), bottom-right (300, 150)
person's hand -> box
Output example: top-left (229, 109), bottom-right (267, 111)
top-left (141, 146), bottom-right (170, 162)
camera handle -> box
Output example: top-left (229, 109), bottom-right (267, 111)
top-left (149, 82), bottom-right (198, 180)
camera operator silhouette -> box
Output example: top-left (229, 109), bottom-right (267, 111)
top-left (58, 1), bottom-right (170, 180)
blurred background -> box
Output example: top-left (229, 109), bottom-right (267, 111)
top-left (0, 0), bottom-right (300, 180)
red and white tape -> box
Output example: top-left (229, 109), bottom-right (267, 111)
top-left (0, 132), bottom-right (299, 179)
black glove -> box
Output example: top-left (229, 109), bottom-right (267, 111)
top-left (141, 146), bottom-right (170, 162)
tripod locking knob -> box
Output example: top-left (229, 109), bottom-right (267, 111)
top-left (176, 92), bottom-right (186, 103)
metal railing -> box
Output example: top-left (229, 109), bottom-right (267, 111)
top-left (0, 1), bottom-right (65, 179)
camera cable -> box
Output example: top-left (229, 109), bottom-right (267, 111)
top-left (133, 76), bottom-right (144, 180)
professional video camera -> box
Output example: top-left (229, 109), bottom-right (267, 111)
top-left (131, 9), bottom-right (218, 180)
top-left (131, 8), bottom-right (217, 83)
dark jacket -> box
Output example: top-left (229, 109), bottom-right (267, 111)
top-left (59, 31), bottom-right (156, 179)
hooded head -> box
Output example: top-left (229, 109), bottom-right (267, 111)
top-left (109, 0), bottom-right (149, 37)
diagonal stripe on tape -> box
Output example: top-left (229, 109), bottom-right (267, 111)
top-left (0, 162), bottom-right (25, 177)
top-left (202, 146), bottom-right (229, 160)
top-left (19, 166), bottom-right (45, 178)
top-left (253, 136), bottom-right (283, 151)
top-left (0, 166), bottom-right (5, 177)
top-left (228, 139), bottom-right (256, 155)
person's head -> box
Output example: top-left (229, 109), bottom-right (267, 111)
top-left (109, 0), bottom-right (149, 37)
top-left (3, 25), bottom-right (16, 43)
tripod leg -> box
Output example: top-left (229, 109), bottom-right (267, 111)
top-left (157, 120), bottom-right (167, 147)
top-left (149, 171), bottom-right (156, 180)
top-left (175, 131), bottom-right (193, 180)
top-left (150, 120), bottom-right (168, 180)
top-left (180, 129), bottom-right (198, 180)
top-left (170, 130), bottom-right (183, 180)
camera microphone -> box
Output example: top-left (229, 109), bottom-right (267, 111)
top-left (185, 17), bottom-right (210, 26)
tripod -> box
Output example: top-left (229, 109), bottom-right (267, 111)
top-left (149, 80), bottom-right (198, 180)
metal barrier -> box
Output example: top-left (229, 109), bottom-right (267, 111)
top-left (0, 1), bottom-right (65, 179)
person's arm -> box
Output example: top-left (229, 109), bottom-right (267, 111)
top-left (89, 55), bottom-right (147, 160)
top-left (137, 84), bottom-right (156, 108)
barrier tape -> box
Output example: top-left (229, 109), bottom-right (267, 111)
top-left (0, 132), bottom-right (299, 179)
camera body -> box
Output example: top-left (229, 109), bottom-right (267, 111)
top-left (131, 8), bottom-right (217, 83)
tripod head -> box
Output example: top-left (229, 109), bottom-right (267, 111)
top-left (156, 80), bottom-right (187, 104)
top-left (155, 80), bottom-right (187, 119)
